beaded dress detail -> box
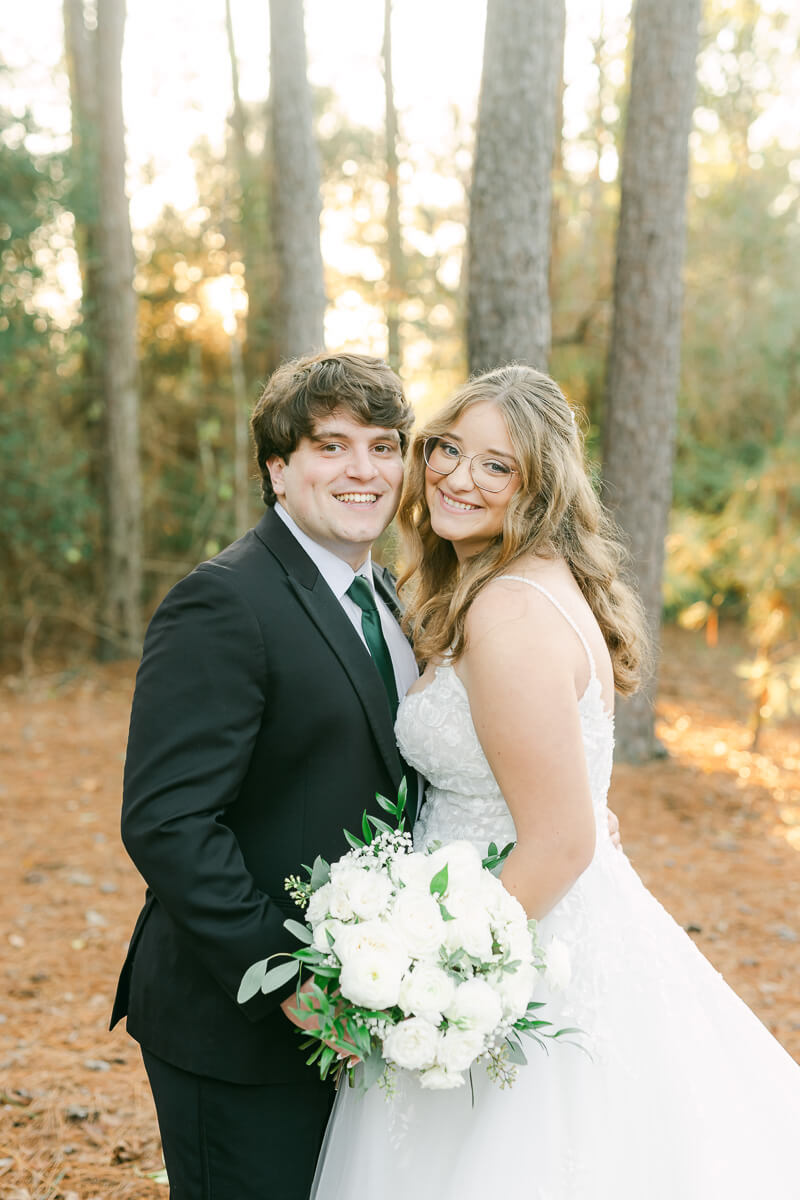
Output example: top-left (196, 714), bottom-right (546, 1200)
top-left (312, 579), bottom-right (800, 1200)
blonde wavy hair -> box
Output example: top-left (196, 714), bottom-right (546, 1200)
top-left (396, 365), bottom-right (649, 695)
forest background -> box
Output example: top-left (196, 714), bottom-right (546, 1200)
top-left (1, 0), bottom-right (799, 755)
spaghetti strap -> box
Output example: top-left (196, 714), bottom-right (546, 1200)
top-left (496, 575), bottom-right (598, 681)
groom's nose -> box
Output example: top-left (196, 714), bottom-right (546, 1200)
top-left (345, 445), bottom-right (379, 478)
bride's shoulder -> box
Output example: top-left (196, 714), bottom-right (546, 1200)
top-left (465, 565), bottom-right (570, 646)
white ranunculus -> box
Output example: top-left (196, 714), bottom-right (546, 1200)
top-left (335, 920), bottom-right (409, 1009)
top-left (419, 1064), bottom-right (465, 1090)
top-left (445, 977), bottom-right (503, 1035)
top-left (398, 964), bottom-right (456, 1023)
top-left (391, 888), bottom-right (446, 959)
top-left (382, 1016), bottom-right (440, 1071)
top-left (544, 935), bottom-right (572, 992)
top-left (436, 1027), bottom-right (485, 1074)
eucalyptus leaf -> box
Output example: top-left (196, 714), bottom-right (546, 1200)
top-left (237, 957), bottom-right (271, 1004)
top-left (260, 958), bottom-right (300, 994)
top-left (504, 1037), bottom-right (529, 1066)
top-left (283, 918), bottom-right (313, 944)
top-left (310, 856), bottom-right (331, 889)
top-left (359, 1045), bottom-right (386, 1092)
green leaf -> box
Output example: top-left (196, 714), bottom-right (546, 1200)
top-left (260, 959), bottom-right (300, 994)
top-left (362, 811), bottom-right (373, 844)
top-left (283, 918), bottom-right (313, 944)
top-left (310, 856), bottom-right (331, 889)
top-left (319, 1044), bottom-right (337, 1078)
top-left (237, 957), bottom-right (271, 1004)
top-left (366, 813), bottom-right (392, 835)
top-left (429, 863), bottom-right (449, 897)
top-left (439, 902), bottom-right (456, 922)
top-left (375, 792), bottom-right (396, 815)
top-left (344, 829), bottom-right (365, 851)
top-left (396, 776), bottom-right (408, 819)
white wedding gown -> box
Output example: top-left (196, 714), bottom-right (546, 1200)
top-left (312, 580), bottom-right (800, 1199)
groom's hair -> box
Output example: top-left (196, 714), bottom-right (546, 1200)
top-left (251, 351), bottom-right (414, 507)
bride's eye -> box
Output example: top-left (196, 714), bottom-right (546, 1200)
top-left (439, 440), bottom-right (460, 459)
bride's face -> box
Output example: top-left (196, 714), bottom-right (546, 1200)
top-left (424, 401), bottom-right (521, 561)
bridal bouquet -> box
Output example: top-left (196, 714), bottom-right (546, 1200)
top-left (238, 785), bottom-right (575, 1092)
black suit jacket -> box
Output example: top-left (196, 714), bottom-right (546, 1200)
top-left (111, 508), bottom-right (413, 1084)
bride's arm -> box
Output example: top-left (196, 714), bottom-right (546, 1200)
top-left (458, 585), bottom-right (597, 921)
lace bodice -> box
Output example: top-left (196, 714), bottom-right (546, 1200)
top-left (395, 577), bottom-right (615, 857)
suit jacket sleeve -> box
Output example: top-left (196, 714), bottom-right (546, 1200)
top-left (121, 562), bottom-right (291, 1021)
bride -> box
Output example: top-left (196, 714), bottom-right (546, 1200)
top-left (311, 365), bottom-right (800, 1199)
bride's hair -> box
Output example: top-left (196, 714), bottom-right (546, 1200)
top-left (396, 364), bottom-right (650, 695)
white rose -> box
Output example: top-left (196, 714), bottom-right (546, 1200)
top-left (305, 883), bottom-right (333, 926)
top-left (391, 888), bottom-right (446, 959)
top-left (436, 1027), bottom-right (485, 1074)
top-left (382, 1016), bottom-right (440, 1071)
top-left (544, 935), bottom-right (572, 992)
top-left (335, 920), bottom-right (409, 1009)
top-left (426, 840), bottom-right (483, 885)
top-left (312, 917), bottom-right (345, 953)
top-left (492, 962), bottom-right (537, 1019)
top-left (398, 964), bottom-right (456, 1023)
top-left (441, 911), bottom-right (494, 961)
top-left (418, 1064), bottom-right (465, 1090)
top-left (445, 978), bottom-right (503, 1035)
top-left (342, 869), bottom-right (394, 921)
top-left (391, 852), bottom-right (432, 891)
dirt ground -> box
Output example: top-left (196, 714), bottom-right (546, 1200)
top-left (0, 626), bottom-right (798, 1200)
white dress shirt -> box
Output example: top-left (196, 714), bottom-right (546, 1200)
top-left (274, 503), bottom-right (419, 700)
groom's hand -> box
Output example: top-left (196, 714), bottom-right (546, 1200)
top-left (607, 807), bottom-right (622, 850)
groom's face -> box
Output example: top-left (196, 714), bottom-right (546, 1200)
top-left (267, 408), bottom-right (405, 569)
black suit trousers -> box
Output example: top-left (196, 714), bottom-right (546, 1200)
top-left (142, 1049), bottom-right (335, 1200)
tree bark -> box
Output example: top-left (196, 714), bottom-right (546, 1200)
top-left (269, 0), bottom-right (326, 357)
top-left (602, 0), bottom-right (701, 761)
top-left (96, 0), bottom-right (142, 654)
top-left (467, 0), bottom-right (566, 374)
top-left (225, 0), bottom-right (257, 534)
top-left (383, 0), bottom-right (403, 374)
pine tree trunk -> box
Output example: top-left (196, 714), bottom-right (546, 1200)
top-left (602, 0), bottom-right (701, 762)
top-left (383, 0), bottom-right (403, 374)
top-left (467, 0), bottom-right (566, 374)
top-left (96, 0), bottom-right (142, 655)
top-left (269, 0), bottom-right (326, 357)
top-left (225, 0), bottom-right (257, 535)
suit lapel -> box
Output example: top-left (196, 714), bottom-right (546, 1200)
top-left (254, 510), bottom-right (403, 787)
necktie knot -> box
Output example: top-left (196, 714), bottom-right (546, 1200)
top-left (346, 575), bottom-right (378, 615)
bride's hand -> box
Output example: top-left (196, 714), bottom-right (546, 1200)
top-left (607, 807), bottom-right (622, 850)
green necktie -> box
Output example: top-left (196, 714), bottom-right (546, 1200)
top-left (346, 576), bottom-right (399, 716)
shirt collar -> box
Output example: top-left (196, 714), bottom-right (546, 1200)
top-left (273, 502), bottom-right (374, 601)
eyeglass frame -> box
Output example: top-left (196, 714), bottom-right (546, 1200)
top-left (422, 435), bottom-right (519, 494)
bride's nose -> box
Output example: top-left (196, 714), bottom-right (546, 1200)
top-left (447, 456), bottom-right (475, 491)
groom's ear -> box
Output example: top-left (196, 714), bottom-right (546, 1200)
top-left (266, 454), bottom-right (287, 497)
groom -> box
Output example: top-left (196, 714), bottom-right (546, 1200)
top-left (111, 352), bottom-right (418, 1200)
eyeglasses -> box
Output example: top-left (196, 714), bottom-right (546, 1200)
top-left (423, 436), bottom-right (519, 494)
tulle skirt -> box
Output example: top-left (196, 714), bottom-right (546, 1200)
top-left (311, 842), bottom-right (800, 1199)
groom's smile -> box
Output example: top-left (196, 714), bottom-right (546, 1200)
top-left (267, 408), bottom-right (405, 569)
